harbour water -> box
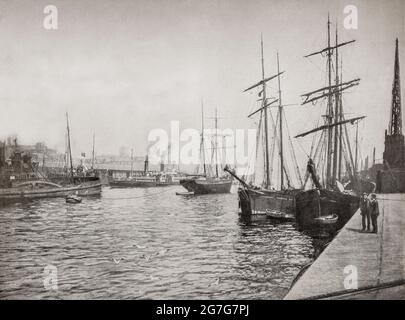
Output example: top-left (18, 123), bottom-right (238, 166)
top-left (0, 186), bottom-right (323, 299)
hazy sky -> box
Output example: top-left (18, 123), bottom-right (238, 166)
top-left (0, 0), bottom-right (403, 168)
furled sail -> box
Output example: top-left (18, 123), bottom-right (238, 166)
top-left (243, 71), bottom-right (284, 92)
top-left (248, 99), bottom-right (279, 118)
top-left (301, 78), bottom-right (360, 105)
top-left (304, 40), bottom-right (355, 58)
top-left (295, 116), bottom-right (365, 138)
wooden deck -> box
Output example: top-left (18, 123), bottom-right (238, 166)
top-left (285, 193), bottom-right (405, 299)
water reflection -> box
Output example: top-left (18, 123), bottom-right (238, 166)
top-left (0, 186), bottom-right (324, 299)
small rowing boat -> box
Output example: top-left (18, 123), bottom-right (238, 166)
top-left (66, 195), bottom-right (82, 203)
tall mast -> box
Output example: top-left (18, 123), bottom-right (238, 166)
top-left (130, 148), bottom-right (133, 176)
top-left (42, 152), bottom-right (45, 172)
top-left (233, 134), bottom-right (237, 172)
top-left (167, 143), bottom-right (171, 169)
top-left (276, 51), bottom-right (284, 190)
top-left (215, 108), bottom-right (219, 178)
top-left (244, 36), bottom-right (285, 188)
top-left (261, 34), bottom-right (270, 188)
top-left (326, 14), bottom-right (333, 188)
top-left (373, 147), bottom-right (376, 166)
top-left (201, 101), bottom-right (206, 175)
top-left (178, 134), bottom-right (181, 172)
top-left (66, 112), bottom-right (74, 180)
top-left (91, 133), bottom-right (95, 169)
top-left (300, 15), bottom-right (360, 186)
top-left (338, 56), bottom-right (343, 180)
top-left (65, 132), bottom-right (68, 170)
top-left (332, 24), bottom-right (339, 184)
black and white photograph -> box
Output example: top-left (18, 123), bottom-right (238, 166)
top-left (0, 0), bottom-right (404, 306)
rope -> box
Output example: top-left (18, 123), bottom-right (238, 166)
top-left (242, 137), bottom-right (257, 185)
top-left (307, 56), bottom-right (326, 76)
top-left (283, 156), bottom-right (293, 188)
top-left (250, 109), bottom-right (264, 185)
top-left (296, 278), bottom-right (405, 300)
top-left (269, 110), bottom-right (279, 184)
top-left (283, 109), bottom-right (303, 186)
top-left (319, 131), bottom-right (327, 186)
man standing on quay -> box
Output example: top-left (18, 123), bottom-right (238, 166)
top-left (369, 194), bottom-right (380, 233)
top-left (359, 193), bottom-right (370, 231)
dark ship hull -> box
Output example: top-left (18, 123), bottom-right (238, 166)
top-left (180, 178), bottom-right (232, 194)
top-left (109, 176), bottom-right (179, 188)
top-left (295, 189), bottom-right (359, 231)
top-left (238, 187), bottom-right (300, 219)
top-left (109, 179), bottom-right (157, 188)
top-left (345, 178), bottom-right (376, 194)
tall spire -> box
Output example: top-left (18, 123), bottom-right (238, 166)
top-left (389, 38), bottom-right (402, 135)
top-left (383, 38), bottom-right (405, 169)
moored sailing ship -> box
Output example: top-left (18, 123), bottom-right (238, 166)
top-left (225, 36), bottom-right (303, 219)
top-left (294, 16), bottom-right (364, 231)
top-left (179, 104), bottom-right (232, 195)
top-left (180, 176), bottom-right (232, 194)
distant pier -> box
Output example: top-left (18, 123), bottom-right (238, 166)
top-left (285, 194), bottom-right (405, 299)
